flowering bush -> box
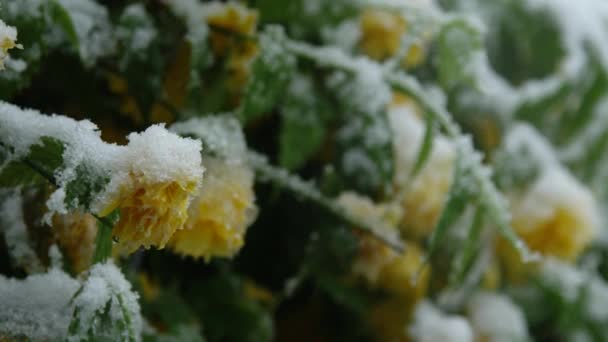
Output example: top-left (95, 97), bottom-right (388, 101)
top-left (1, 0), bottom-right (608, 341)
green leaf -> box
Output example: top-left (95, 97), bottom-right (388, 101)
top-left (64, 164), bottom-right (110, 211)
top-left (0, 137), bottom-right (64, 187)
top-left (437, 19), bottom-right (483, 90)
top-left (238, 26), bottom-right (296, 123)
top-left (185, 273), bottom-right (274, 342)
top-left (335, 110), bottom-right (395, 196)
top-left (448, 205), bottom-right (485, 286)
top-left (279, 75), bottom-right (331, 170)
top-left (49, 0), bottom-right (80, 49)
top-left (410, 113), bottom-right (435, 178)
top-left (92, 213), bottom-right (116, 264)
top-left (425, 149), bottom-right (471, 261)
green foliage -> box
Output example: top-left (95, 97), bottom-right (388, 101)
top-left (0, 137), bottom-right (64, 187)
top-left (184, 272), bottom-right (274, 342)
top-left (437, 19), bottom-right (483, 89)
top-left (238, 26), bottom-right (296, 123)
top-left (278, 74), bottom-right (333, 170)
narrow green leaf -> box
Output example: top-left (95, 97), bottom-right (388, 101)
top-left (425, 150), bottom-right (470, 261)
top-left (448, 205), bottom-right (485, 286)
top-left (49, 0), bottom-right (80, 49)
top-left (278, 75), bottom-right (331, 170)
top-left (0, 137), bottom-right (64, 187)
top-left (92, 219), bottom-right (113, 264)
top-left (410, 113), bottom-right (435, 178)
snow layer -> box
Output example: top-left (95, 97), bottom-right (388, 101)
top-left (0, 268), bottom-right (80, 340)
top-left (409, 301), bottom-right (473, 342)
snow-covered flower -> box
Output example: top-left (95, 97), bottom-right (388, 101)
top-left (498, 124), bottom-right (599, 279)
top-left (389, 95), bottom-right (456, 240)
top-left (359, 9), bottom-right (425, 68)
top-left (169, 157), bottom-right (257, 260)
top-left (52, 212), bottom-right (97, 273)
top-left (409, 301), bottom-right (474, 342)
top-left (0, 20), bottom-right (21, 70)
top-left (467, 291), bottom-right (529, 342)
top-left (96, 125), bottom-right (203, 254)
top-left (507, 167), bottom-right (597, 260)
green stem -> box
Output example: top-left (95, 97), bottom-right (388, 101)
top-left (93, 218), bottom-right (113, 263)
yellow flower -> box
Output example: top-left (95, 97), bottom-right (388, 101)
top-left (52, 212), bottom-right (97, 273)
top-left (364, 242), bottom-right (430, 341)
top-left (335, 192), bottom-right (429, 341)
top-left (359, 9), bottom-right (425, 68)
top-left (0, 20), bottom-right (21, 70)
top-left (499, 167), bottom-right (598, 281)
top-left (169, 157), bottom-right (257, 260)
top-left (389, 94), bottom-right (455, 240)
top-left (103, 174), bottom-right (198, 254)
top-left (205, 2), bottom-right (259, 93)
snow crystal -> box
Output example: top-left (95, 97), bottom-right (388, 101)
top-left (467, 292), bottom-right (528, 342)
top-left (70, 262), bottom-right (142, 342)
top-left (409, 301), bottom-right (474, 342)
top-left (0, 268), bottom-right (80, 340)
top-left (0, 191), bottom-right (43, 272)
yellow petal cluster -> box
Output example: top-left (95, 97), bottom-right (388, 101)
top-left (366, 241), bottom-right (430, 342)
top-left (206, 2), bottom-right (259, 93)
top-left (102, 174), bottom-right (198, 254)
top-left (359, 9), bottom-right (425, 68)
top-left (52, 212), bottom-right (97, 273)
top-left (169, 157), bottom-right (257, 260)
top-left (337, 192), bottom-right (429, 341)
top-left (0, 20), bottom-right (20, 70)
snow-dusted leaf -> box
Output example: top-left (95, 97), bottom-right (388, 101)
top-left (437, 19), bottom-right (483, 89)
top-left (0, 136), bottom-right (64, 187)
top-left (238, 26), bottom-right (296, 123)
top-left (279, 74), bottom-right (332, 170)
